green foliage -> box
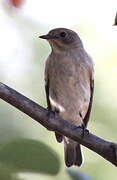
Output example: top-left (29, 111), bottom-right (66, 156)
top-left (0, 164), bottom-right (18, 180)
top-left (0, 139), bottom-right (60, 175)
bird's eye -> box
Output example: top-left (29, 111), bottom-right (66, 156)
top-left (60, 32), bottom-right (66, 38)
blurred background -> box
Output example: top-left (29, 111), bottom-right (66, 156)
top-left (0, 0), bottom-right (117, 179)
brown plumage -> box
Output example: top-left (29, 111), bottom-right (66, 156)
top-left (39, 28), bottom-right (94, 167)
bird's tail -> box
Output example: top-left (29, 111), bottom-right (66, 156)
top-left (64, 137), bottom-right (83, 167)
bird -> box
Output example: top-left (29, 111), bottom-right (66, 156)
top-left (39, 28), bottom-right (94, 167)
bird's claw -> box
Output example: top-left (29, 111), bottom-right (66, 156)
top-left (46, 110), bottom-right (55, 131)
top-left (81, 124), bottom-right (89, 138)
top-left (75, 124), bottom-right (89, 138)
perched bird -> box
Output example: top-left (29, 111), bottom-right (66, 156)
top-left (39, 28), bottom-right (94, 167)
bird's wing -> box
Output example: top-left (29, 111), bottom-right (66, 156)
top-left (45, 79), bottom-right (51, 110)
top-left (45, 57), bottom-right (51, 110)
top-left (83, 79), bottom-right (94, 127)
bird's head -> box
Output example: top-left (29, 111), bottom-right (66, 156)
top-left (39, 28), bottom-right (83, 52)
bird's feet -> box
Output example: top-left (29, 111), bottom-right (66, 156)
top-left (75, 124), bottom-right (89, 138)
top-left (81, 124), bottom-right (89, 138)
top-left (46, 109), bottom-right (55, 131)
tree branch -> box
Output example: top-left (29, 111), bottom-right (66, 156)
top-left (0, 82), bottom-right (117, 167)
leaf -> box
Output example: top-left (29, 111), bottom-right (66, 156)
top-left (0, 139), bottom-right (60, 175)
top-left (0, 164), bottom-right (15, 180)
top-left (67, 169), bottom-right (93, 180)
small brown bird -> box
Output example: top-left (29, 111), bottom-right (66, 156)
top-left (39, 28), bottom-right (94, 167)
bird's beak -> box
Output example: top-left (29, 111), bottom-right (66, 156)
top-left (39, 34), bottom-right (51, 39)
top-left (39, 34), bottom-right (58, 40)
